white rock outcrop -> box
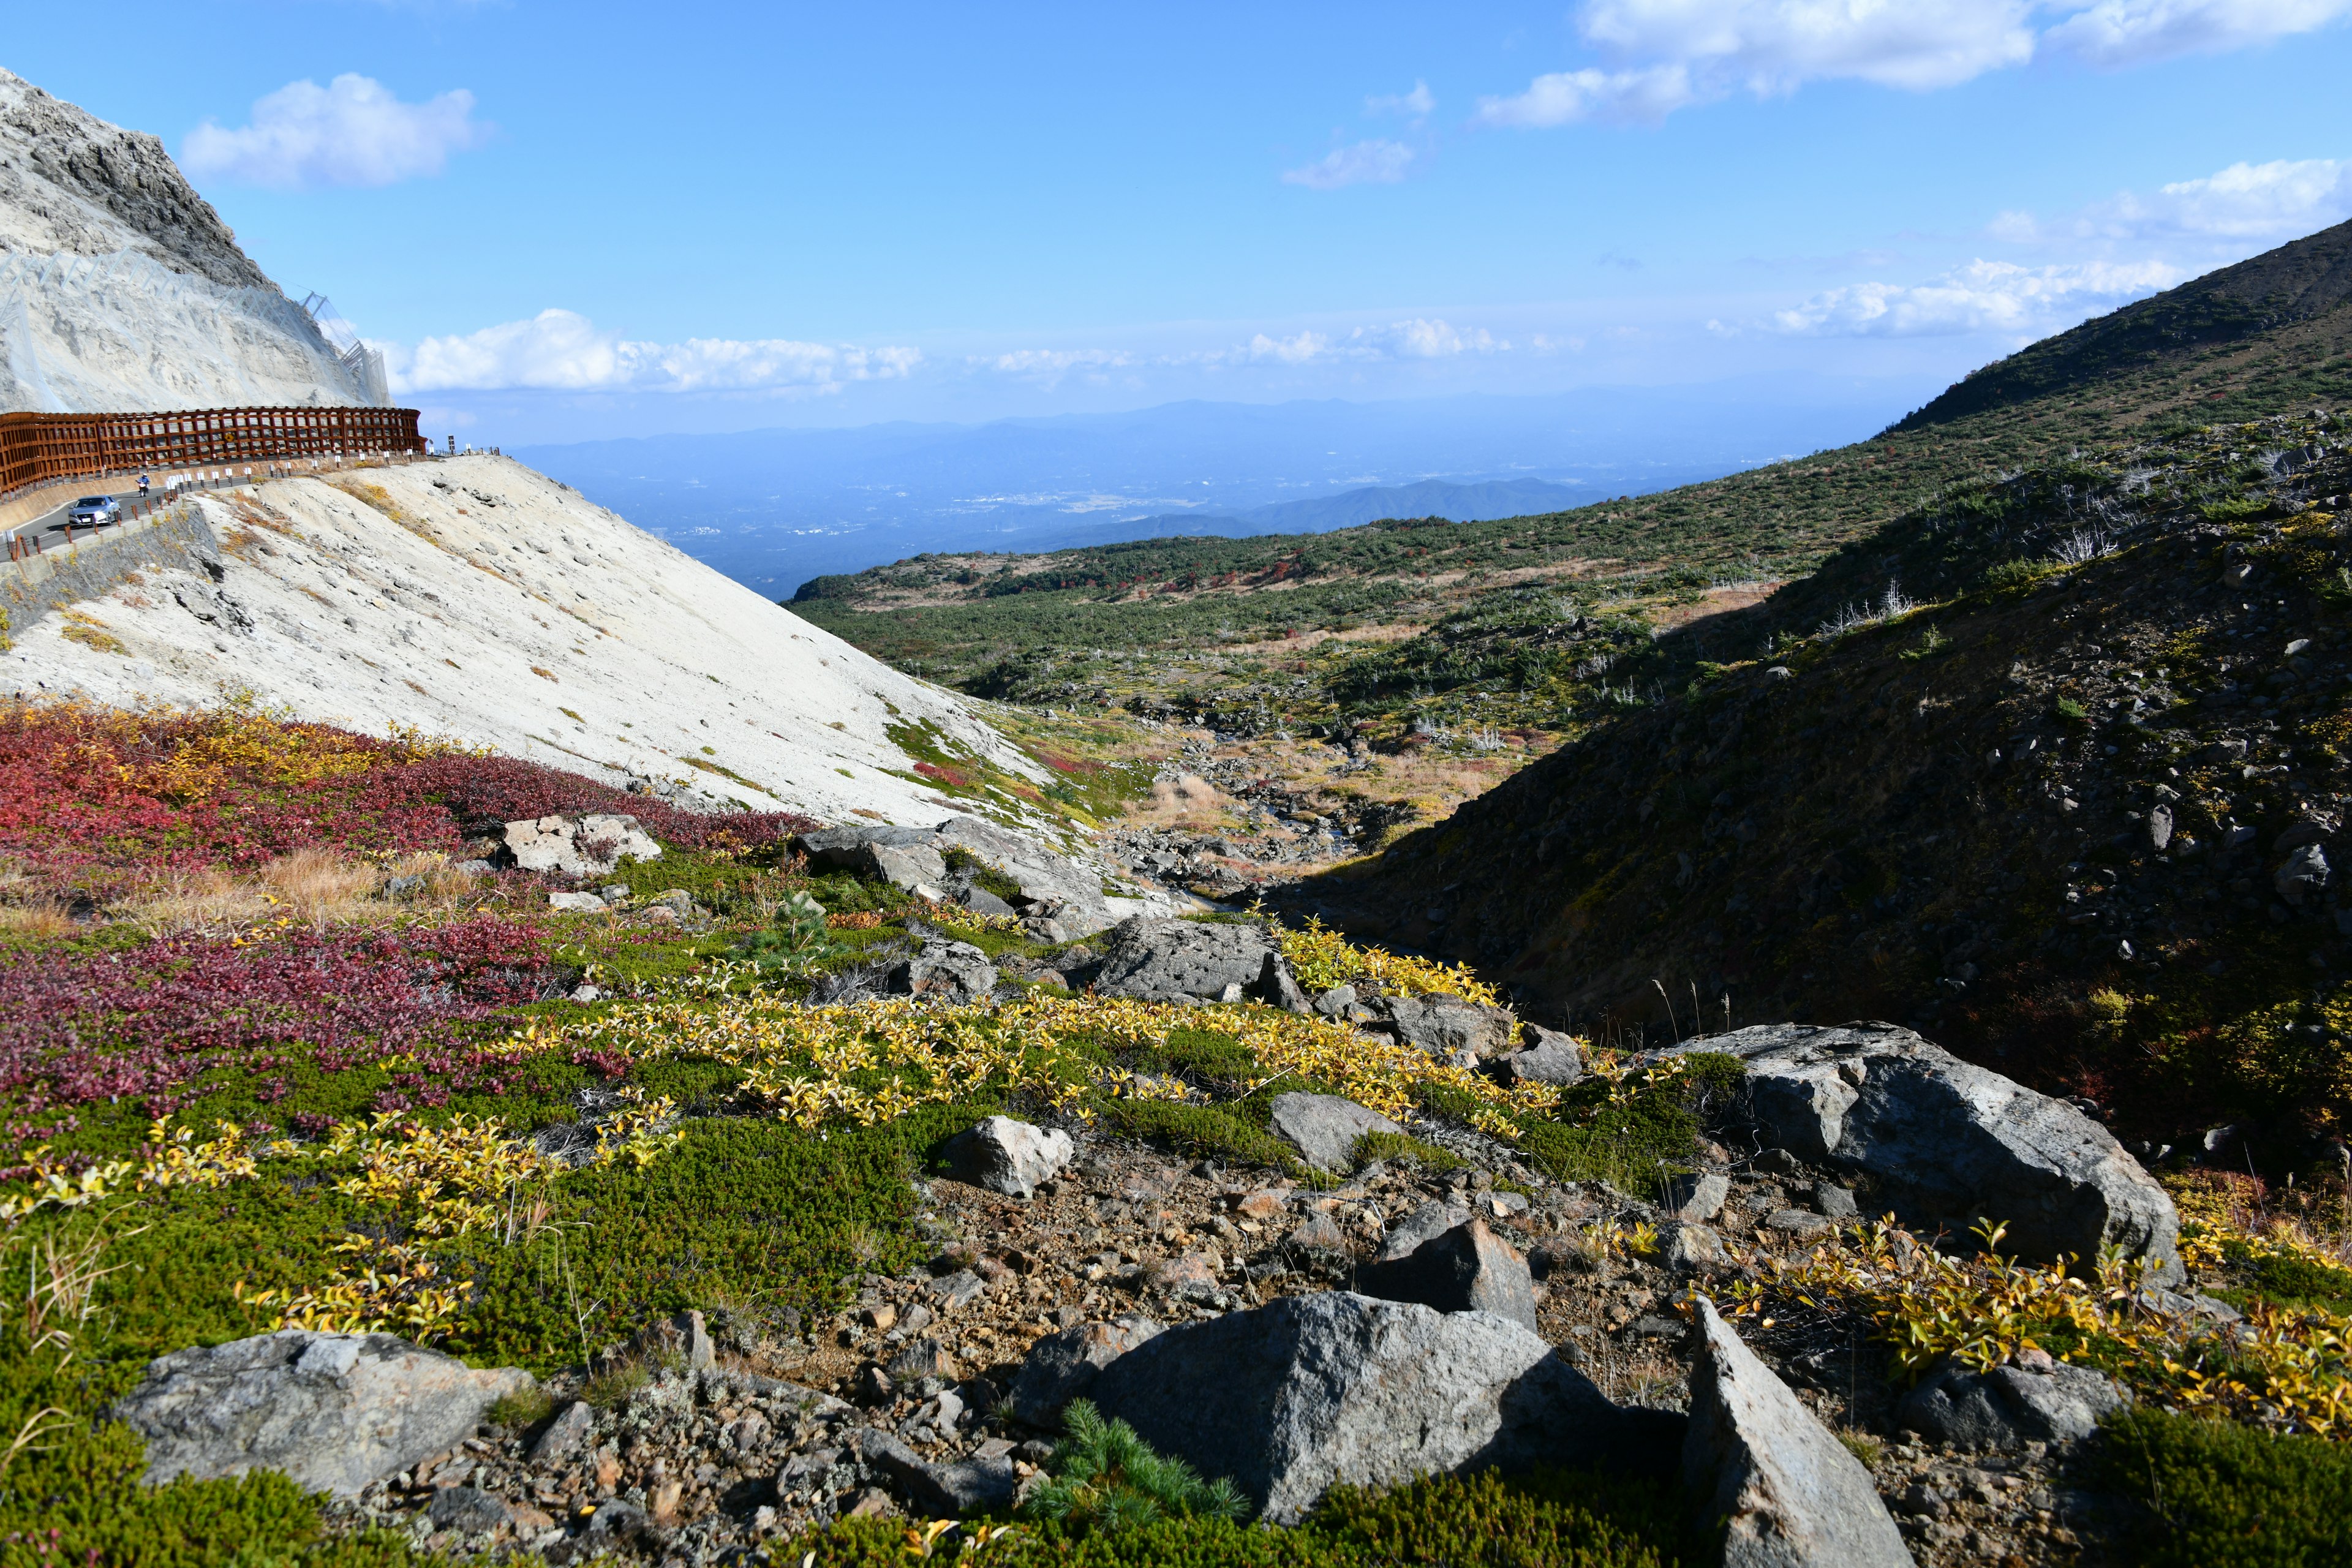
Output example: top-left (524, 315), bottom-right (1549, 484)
top-left (4, 456), bottom-right (1051, 826)
top-left (0, 68), bottom-right (369, 412)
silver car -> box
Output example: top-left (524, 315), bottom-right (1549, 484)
top-left (67, 495), bottom-right (121, 527)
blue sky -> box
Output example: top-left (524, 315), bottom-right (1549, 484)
top-left (12, 2), bottom-right (2352, 443)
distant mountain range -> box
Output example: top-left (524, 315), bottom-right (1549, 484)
top-left (513, 377), bottom-right (1935, 596)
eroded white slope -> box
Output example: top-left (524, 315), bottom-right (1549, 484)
top-left (6, 455), bottom-right (1040, 825)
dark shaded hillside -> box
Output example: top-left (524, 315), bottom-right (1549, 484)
top-left (1299, 411), bottom-right (2352, 1171)
top-left (1898, 217), bottom-right (2352, 428)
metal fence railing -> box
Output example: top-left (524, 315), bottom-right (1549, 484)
top-left (0, 405), bottom-right (426, 505)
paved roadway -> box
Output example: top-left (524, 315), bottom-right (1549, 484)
top-left (2, 472), bottom-right (249, 554)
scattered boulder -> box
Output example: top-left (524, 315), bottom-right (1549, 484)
top-left (546, 890), bottom-right (606, 913)
top-left (1662, 1170), bottom-right (1730, 1223)
top-left (800, 824), bottom-right (949, 893)
top-left (1897, 1357), bottom-right (2130, 1448)
top-left (859, 1430), bottom-right (1018, 1517)
top-left (933, 814), bottom-right (1115, 936)
top-left (636, 1309), bottom-right (714, 1374)
top-left (1493, 1025), bottom-right (1585, 1085)
top-left (1662, 1223), bottom-right (1724, 1273)
top-left (1683, 1298), bottom-right (1913, 1568)
top-left (2276, 842), bottom-right (2330, 906)
top-left (112, 1330), bottom-right (533, 1497)
top-left (1378, 1199), bottom-right (1471, 1261)
top-left (1250, 951), bottom-right (1312, 1013)
top-left (1267, 1091), bottom-right (1403, 1173)
top-left (428, 1487), bottom-right (516, 1534)
top-left (1668, 1022), bottom-right (2181, 1283)
top-left (1382, 994), bottom-right (1517, 1060)
top-left (942, 1116), bottom-right (1074, 1199)
top-left (529, 1399), bottom-right (596, 1464)
top-left (1353, 1216), bottom-right (1539, 1332)
top-left (1091, 916), bottom-right (1274, 1003)
top-left (883, 937), bottom-right (998, 1002)
top-left (1085, 1291), bottom-right (1673, 1525)
top-left (502, 814), bottom-right (660, 878)
top-left (1006, 1315), bottom-right (1164, 1425)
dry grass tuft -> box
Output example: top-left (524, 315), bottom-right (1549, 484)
top-left (114, 848), bottom-right (482, 934)
top-left (1126, 772), bottom-right (1236, 832)
top-left (0, 900), bottom-right (80, 940)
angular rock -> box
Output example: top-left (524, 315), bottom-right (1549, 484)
top-left (546, 890), bottom-right (606, 913)
top-left (1091, 916), bottom-right (1275, 1003)
top-left (1683, 1298), bottom-right (1913, 1568)
top-left (428, 1487), bottom-right (514, 1534)
top-left (1354, 1217), bottom-right (1539, 1333)
top-left (1087, 1291), bottom-right (1672, 1525)
top-left (1815, 1183), bottom-right (1860, 1220)
top-left (1662, 1223), bottom-right (1724, 1273)
top-left (1668, 1022), bottom-right (2181, 1283)
top-left (1662, 1170), bottom-right (1730, 1223)
top-left (113, 1330), bottom-right (533, 1497)
top-left (941, 1115), bottom-right (1072, 1198)
top-left (1384, 994), bottom-right (1517, 1060)
top-left (529, 1399), bottom-right (596, 1464)
top-left (1896, 1359), bottom-right (2129, 1449)
top-left (1250, 951), bottom-right (1312, 1013)
top-left (1311, 984), bottom-right (1359, 1018)
top-left (884, 937), bottom-right (998, 1002)
top-left (1287, 1211), bottom-right (1350, 1253)
top-left (1495, 1025), bottom-right (1585, 1086)
top-left (1147, 1253), bottom-right (1221, 1298)
top-left (887, 1338), bottom-right (959, 1384)
top-left (1267, 1091), bottom-right (1403, 1173)
top-left (801, 825), bottom-right (950, 892)
top-left (859, 1430), bottom-right (1018, 1517)
top-left (1378, 1199), bottom-right (1472, 1262)
top-left (584, 1498), bottom-right (651, 1546)
top-left (637, 1308), bottom-right (714, 1373)
top-left (2276, 843), bottom-right (2330, 905)
top-left (502, 814), bottom-right (660, 878)
top-left (934, 813), bottom-right (1115, 936)
top-left (1006, 1315), bottom-right (1164, 1425)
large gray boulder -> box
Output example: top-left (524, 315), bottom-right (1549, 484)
top-left (1382, 995), bottom-right (1517, 1060)
top-left (1683, 1298), bottom-right (1913, 1568)
top-left (1267, 1091), bottom-right (1402, 1173)
top-left (858, 1430), bottom-right (1019, 1517)
top-left (1092, 916), bottom-right (1275, 1003)
top-left (1354, 1217), bottom-right (1539, 1332)
top-left (1897, 1358), bottom-right (2129, 1449)
top-left (1006, 1315), bottom-right (1164, 1425)
top-left (113, 1330), bottom-right (533, 1497)
top-left (502, 814), bottom-right (660, 878)
top-left (934, 814), bottom-right (1115, 935)
top-left (801, 825), bottom-right (950, 893)
top-left (1377, 1199), bottom-right (1471, 1261)
top-left (1087, 1291), bottom-right (1672, 1525)
top-left (1494, 1025), bottom-right (1586, 1085)
top-left (941, 1115), bottom-right (1073, 1198)
top-left (883, 936), bottom-right (998, 1001)
top-left (1667, 1023), bottom-right (2180, 1284)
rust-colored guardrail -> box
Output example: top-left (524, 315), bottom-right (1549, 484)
top-left (0, 405), bottom-right (426, 505)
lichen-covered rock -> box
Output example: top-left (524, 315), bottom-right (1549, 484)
top-left (1382, 995), bottom-right (1517, 1060)
top-left (503, 813), bottom-right (661, 878)
top-left (884, 937), bottom-right (998, 1002)
top-left (1091, 916), bottom-right (1274, 1003)
top-left (1668, 1022), bottom-right (2180, 1283)
top-left (112, 1330), bottom-right (533, 1497)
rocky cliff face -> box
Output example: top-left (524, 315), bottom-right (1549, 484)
top-left (0, 67), bottom-right (370, 412)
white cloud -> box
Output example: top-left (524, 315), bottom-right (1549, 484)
top-left (988, 348), bottom-right (1134, 374)
top-left (1478, 1), bottom-right (2034, 126)
top-left (2043, 0), bottom-right (2352, 68)
top-left (1225, 318), bottom-right (1506, 364)
top-left (383, 309), bottom-right (921, 394)
top-left (1366, 80), bottom-right (1436, 116)
top-left (182, 74), bottom-right (491, 189)
top-left (1771, 258), bottom-right (2182, 337)
top-left (2003, 157), bottom-right (2352, 245)
top-left (1282, 138), bottom-right (1415, 189)
top-left (1475, 1), bottom-right (2350, 127)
